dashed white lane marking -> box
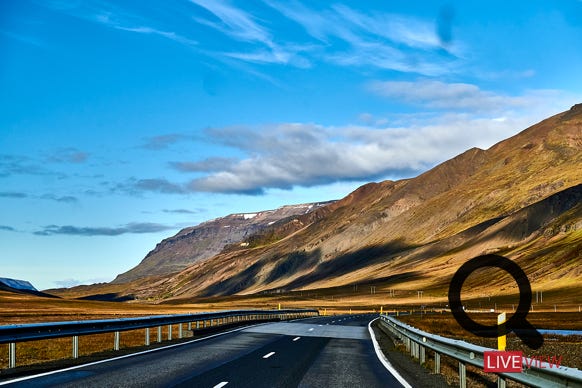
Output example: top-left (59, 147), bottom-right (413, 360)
top-left (263, 352), bottom-right (276, 359)
top-left (308, 328), bottom-right (314, 331)
top-left (293, 337), bottom-right (301, 341)
top-left (213, 382), bottom-right (229, 388)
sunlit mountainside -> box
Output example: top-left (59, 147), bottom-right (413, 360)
top-left (49, 104), bottom-right (582, 303)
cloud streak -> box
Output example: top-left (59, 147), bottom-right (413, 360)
top-left (47, 148), bottom-right (89, 164)
top-left (264, 1), bottom-right (460, 75)
top-left (35, 222), bottom-right (177, 237)
top-left (0, 190), bottom-right (77, 203)
top-left (191, 0), bottom-right (310, 67)
top-left (368, 80), bottom-right (531, 112)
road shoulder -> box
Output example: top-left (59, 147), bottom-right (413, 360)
top-left (371, 319), bottom-right (452, 387)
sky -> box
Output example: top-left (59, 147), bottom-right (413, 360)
top-left (1, 0), bottom-right (581, 291)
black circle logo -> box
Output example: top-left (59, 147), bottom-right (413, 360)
top-left (448, 254), bottom-right (543, 349)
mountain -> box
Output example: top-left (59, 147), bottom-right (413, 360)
top-left (113, 201), bottom-right (336, 283)
top-left (0, 277), bottom-right (58, 298)
top-left (0, 277), bottom-right (37, 291)
top-left (53, 104), bottom-right (582, 302)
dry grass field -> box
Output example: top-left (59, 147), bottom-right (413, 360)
top-left (1, 286), bottom-right (580, 374)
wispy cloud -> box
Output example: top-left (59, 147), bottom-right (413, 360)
top-left (35, 222), bottom-right (176, 237)
top-left (40, 194), bottom-right (79, 203)
top-left (47, 148), bottom-right (90, 164)
top-left (114, 26), bottom-right (197, 46)
top-left (43, 1), bottom-right (459, 74)
top-left (191, 0), bottom-right (310, 67)
top-left (0, 192), bottom-right (28, 199)
top-left (170, 157), bottom-right (238, 172)
top-left (141, 133), bottom-right (198, 150)
top-left (0, 225), bottom-right (17, 232)
top-left (116, 178), bottom-right (186, 195)
top-left (264, 1), bottom-right (460, 75)
top-left (162, 208), bottom-right (203, 214)
top-left (0, 190), bottom-right (77, 203)
top-left (43, 1), bottom-right (197, 48)
top-left (0, 154), bottom-right (61, 178)
top-left (367, 79), bottom-right (572, 114)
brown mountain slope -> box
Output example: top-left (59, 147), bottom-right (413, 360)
top-left (148, 104), bottom-right (581, 300)
top-left (58, 104), bottom-right (582, 301)
top-left (112, 201), bottom-right (336, 283)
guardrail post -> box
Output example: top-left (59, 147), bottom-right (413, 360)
top-left (157, 326), bottom-right (162, 342)
top-left (196, 321), bottom-right (200, 329)
top-left (210, 319), bottom-right (214, 327)
top-left (9, 342), bottom-right (16, 368)
top-left (114, 331), bottom-right (120, 351)
top-left (459, 361), bottom-right (467, 388)
top-left (72, 335), bottom-right (79, 359)
top-left (188, 322), bottom-right (192, 331)
top-left (168, 325), bottom-right (172, 340)
top-left (178, 323), bottom-right (183, 339)
top-left (497, 376), bottom-right (506, 388)
top-left (434, 352), bottom-right (441, 374)
top-left (420, 345), bottom-right (425, 364)
top-left (145, 327), bottom-right (150, 346)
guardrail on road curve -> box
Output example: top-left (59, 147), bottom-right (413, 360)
top-left (379, 314), bottom-right (582, 388)
top-left (0, 309), bottom-right (318, 369)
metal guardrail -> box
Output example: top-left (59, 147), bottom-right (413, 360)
top-left (0, 309), bottom-right (318, 369)
top-left (379, 314), bottom-right (582, 388)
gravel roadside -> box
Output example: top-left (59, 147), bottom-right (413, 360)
top-left (371, 319), bottom-right (452, 387)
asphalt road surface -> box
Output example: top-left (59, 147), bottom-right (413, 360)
top-left (1, 314), bottom-right (409, 387)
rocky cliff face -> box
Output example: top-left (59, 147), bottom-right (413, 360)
top-left (112, 201), bottom-right (336, 283)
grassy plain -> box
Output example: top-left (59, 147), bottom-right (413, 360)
top-left (1, 285), bottom-right (580, 373)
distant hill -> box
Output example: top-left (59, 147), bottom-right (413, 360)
top-left (112, 201), bottom-right (336, 283)
top-left (0, 277), bottom-right (58, 298)
top-left (52, 104), bottom-right (582, 302)
top-left (0, 277), bottom-right (37, 291)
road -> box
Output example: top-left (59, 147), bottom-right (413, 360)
top-left (1, 314), bottom-right (409, 387)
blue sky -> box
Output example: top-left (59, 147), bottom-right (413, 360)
top-left (1, 0), bottom-right (581, 290)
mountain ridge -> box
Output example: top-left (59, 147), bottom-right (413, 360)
top-left (113, 201), bottom-right (336, 283)
top-left (50, 104), bottom-right (582, 302)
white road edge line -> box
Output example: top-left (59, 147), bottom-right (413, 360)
top-left (0, 322), bottom-right (268, 386)
top-left (263, 352), bottom-right (275, 359)
top-left (292, 337), bottom-right (301, 341)
top-left (368, 318), bottom-right (412, 388)
top-left (213, 382), bottom-right (229, 388)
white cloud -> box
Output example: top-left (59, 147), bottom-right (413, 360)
top-left (175, 116), bottom-right (521, 194)
top-left (367, 80), bottom-right (574, 114)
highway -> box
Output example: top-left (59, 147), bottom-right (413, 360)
top-left (1, 314), bottom-right (409, 387)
